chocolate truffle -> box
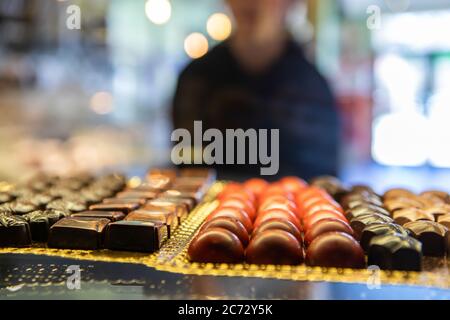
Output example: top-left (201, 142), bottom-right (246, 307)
top-left (252, 219), bottom-right (302, 243)
top-left (304, 218), bottom-right (354, 247)
top-left (360, 223), bottom-right (409, 252)
top-left (305, 232), bottom-right (365, 269)
top-left (246, 230), bottom-right (303, 265)
top-left (0, 215), bottom-right (31, 247)
top-left (367, 234), bottom-right (422, 271)
top-left (200, 217), bottom-right (250, 246)
top-left (392, 208), bottom-right (434, 226)
top-left (188, 228), bottom-right (245, 263)
top-left (350, 213), bottom-right (394, 241)
top-left (404, 221), bottom-right (448, 257)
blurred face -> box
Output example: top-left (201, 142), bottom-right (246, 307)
top-left (226, 0), bottom-right (292, 33)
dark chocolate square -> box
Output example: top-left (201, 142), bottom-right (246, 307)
top-left (106, 220), bottom-right (168, 253)
top-left (48, 217), bottom-right (110, 250)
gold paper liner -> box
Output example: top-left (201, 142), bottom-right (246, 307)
top-left (1, 181), bottom-right (450, 289)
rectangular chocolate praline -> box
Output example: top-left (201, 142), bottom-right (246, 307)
top-left (106, 220), bottom-right (168, 253)
top-left (145, 200), bottom-right (188, 222)
top-left (102, 198), bottom-right (147, 205)
top-left (71, 211), bottom-right (125, 222)
top-left (48, 217), bottom-right (110, 250)
top-left (161, 189), bottom-right (201, 204)
top-left (0, 215), bottom-right (31, 247)
top-left (125, 209), bottom-right (178, 238)
top-left (115, 191), bottom-right (158, 200)
top-left (89, 203), bottom-right (140, 214)
top-left (156, 195), bottom-right (195, 212)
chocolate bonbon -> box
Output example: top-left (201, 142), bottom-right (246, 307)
top-left (304, 218), bottom-right (354, 247)
top-left (188, 228), bottom-right (245, 263)
top-left (106, 220), bottom-right (168, 253)
top-left (360, 223), bottom-right (409, 252)
top-left (253, 219), bottom-right (302, 243)
top-left (200, 217), bottom-right (249, 246)
top-left (71, 211), bottom-right (125, 222)
top-left (125, 209), bottom-right (178, 237)
top-left (367, 234), bottom-right (422, 271)
top-left (349, 213), bottom-right (394, 241)
top-left (305, 232), bottom-right (365, 269)
top-left (89, 203), bottom-right (140, 214)
top-left (48, 217), bottom-right (110, 250)
top-left (246, 230), bottom-right (304, 265)
top-left (404, 221), bottom-right (448, 257)
top-left (0, 215), bottom-right (31, 247)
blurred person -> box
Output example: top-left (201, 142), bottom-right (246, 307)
top-left (172, 0), bottom-right (340, 180)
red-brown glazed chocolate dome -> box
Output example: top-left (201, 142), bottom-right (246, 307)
top-left (305, 232), bottom-right (365, 269)
top-left (219, 197), bottom-right (256, 221)
top-left (303, 210), bottom-right (347, 231)
top-left (207, 207), bottom-right (253, 233)
top-left (279, 176), bottom-right (308, 193)
top-left (246, 230), bottom-right (304, 265)
top-left (188, 228), bottom-right (245, 263)
top-left (200, 217), bottom-right (250, 246)
top-left (252, 218), bottom-right (302, 243)
top-left (243, 178), bottom-right (269, 198)
top-left (254, 208), bottom-right (302, 232)
top-left (304, 218), bottom-right (354, 247)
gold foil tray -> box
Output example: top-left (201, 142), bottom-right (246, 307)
top-left (1, 182), bottom-right (450, 289)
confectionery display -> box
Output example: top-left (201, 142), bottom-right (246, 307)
top-left (1, 171), bottom-right (450, 288)
top-left (188, 177), bottom-right (367, 268)
top-left (0, 169), bottom-right (215, 253)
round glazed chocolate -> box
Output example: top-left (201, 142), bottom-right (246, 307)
top-left (219, 197), bottom-right (256, 221)
top-left (304, 218), bottom-right (354, 246)
top-left (303, 210), bottom-right (347, 231)
top-left (246, 230), bottom-right (304, 265)
top-left (258, 197), bottom-right (297, 216)
top-left (200, 217), bottom-right (250, 246)
top-left (243, 178), bottom-right (269, 197)
top-left (279, 176), bottom-right (307, 193)
top-left (252, 219), bottom-right (302, 243)
top-left (207, 207), bottom-right (253, 233)
top-left (305, 232), bottom-right (365, 269)
top-left (254, 209), bottom-right (302, 232)
top-left (188, 228), bottom-right (245, 263)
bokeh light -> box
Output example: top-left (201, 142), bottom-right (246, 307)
top-left (206, 13), bottom-right (232, 41)
top-left (90, 91), bottom-right (114, 115)
top-left (145, 0), bottom-right (172, 25)
top-left (184, 33), bottom-right (209, 59)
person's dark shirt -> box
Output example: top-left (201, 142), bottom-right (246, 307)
top-left (172, 39), bottom-right (340, 180)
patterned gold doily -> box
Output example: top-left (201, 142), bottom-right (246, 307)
top-left (1, 182), bottom-right (450, 288)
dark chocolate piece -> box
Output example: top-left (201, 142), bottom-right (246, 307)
top-left (345, 204), bottom-right (390, 221)
top-left (437, 214), bottom-right (450, 229)
top-left (116, 191), bottom-right (158, 200)
top-left (71, 211), bottom-right (125, 222)
top-left (392, 208), bottom-right (434, 226)
top-left (0, 192), bottom-right (13, 204)
top-left (404, 221), bottom-right (448, 257)
top-left (8, 200), bottom-right (38, 215)
top-left (106, 220), bottom-right (168, 253)
top-left (155, 196), bottom-right (195, 212)
top-left (368, 234), bottom-right (422, 271)
top-left (350, 213), bottom-right (394, 241)
top-left (425, 205), bottom-right (450, 221)
top-left (47, 199), bottom-right (87, 213)
top-left (48, 217), bottom-right (110, 250)
top-left (89, 203), bottom-right (140, 214)
top-left (125, 209), bottom-right (178, 238)
top-left (0, 215), bottom-right (31, 247)
top-left (103, 198), bottom-right (147, 205)
top-left (160, 190), bottom-right (199, 205)
top-left (360, 223), bottom-right (409, 252)
top-left (145, 200), bottom-right (188, 222)
top-left (383, 188), bottom-right (416, 200)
